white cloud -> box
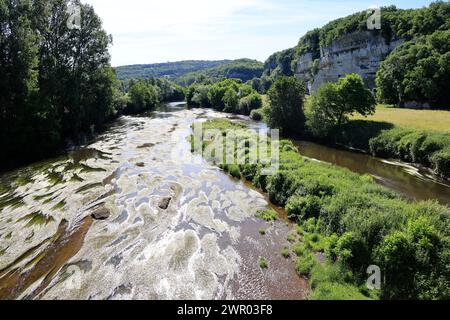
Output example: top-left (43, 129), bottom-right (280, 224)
top-left (80, 0), bottom-right (429, 66)
top-left (83, 0), bottom-right (271, 36)
top-left (82, 0), bottom-right (292, 65)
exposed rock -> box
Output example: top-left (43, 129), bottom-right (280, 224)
top-left (158, 197), bottom-right (172, 210)
top-left (91, 207), bottom-right (110, 220)
top-left (295, 31), bottom-right (404, 93)
top-left (136, 162), bottom-right (145, 167)
top-left (137, 143), bottom-right (155, 149)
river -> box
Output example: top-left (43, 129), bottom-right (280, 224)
top-left (293, 141), bottom-right (450, 207)
top-left (0, 103), bottom-right (308, 300)
top-left (0, 103), bottom-right (448, 300)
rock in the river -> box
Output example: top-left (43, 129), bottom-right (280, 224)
top-left (91, 207), bottom-right (111, 220)
top-left (158, 197), bottom-right (172, 210)
top-left (137, 143), bottom-right (155, 149)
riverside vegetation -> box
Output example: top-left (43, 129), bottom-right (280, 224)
top-left (195, 118), bottom-right (450, 300)
top-left (0, 0), bottom-right (185, 171)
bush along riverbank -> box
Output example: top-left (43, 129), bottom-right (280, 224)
top-left (322, 121), bottom-right (450, 179)
top-left (194, 119), bottom-right (450, 300)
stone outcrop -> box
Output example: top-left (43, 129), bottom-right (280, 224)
top-left (295, 31), bottom-right (404, 93)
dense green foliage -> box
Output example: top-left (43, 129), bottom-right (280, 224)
top-left (186, 79), bottom-right (262, 116)
top-left (119, 77), bottom-right (184, 114)
top-left (115, 60), bottom-right (231, 80)
top-left (176, 59), bottom-right (264, 87)
top-left (266, 77), bottom-right (306, 135)
top-left (125, 81), bottom-right (159, 114)
top-left (376, 29), bottom-right (450, 107)
top-left (0, 0), bottom-right (119, 170)
top-left (198, 119), bottom-right (450, 300)
top-left (307, 74), bottom-right (376, 137)
top-left (369, 128), bottom-right (450, 178)
top-left (263, 48), bottom-right (296, 78)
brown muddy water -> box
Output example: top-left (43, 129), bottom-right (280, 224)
top-left (293, 141), bottom-right (450, 207)
top-left (0, 103), bottom-right (308, 300)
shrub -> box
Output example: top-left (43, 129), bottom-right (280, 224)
top-left (238, 93), bottom-right (262, 115)
top-left (250, 108), bottom-right (264, 121)
top-left (281, 247), bottom-right (291, 258)
top-left (286, 195), bottom-right (322, 220)
top-left (295, 254), bottom-right (316, 276)
top-left (228, 164), bottom-right (241, 179)
top-left (369, 128), bottom-right (450, 177)
top-left (259, 257), bottom-right (269, 269)
top-left (430, 148), bottom-right (450, 178)
top-left (256, 209), bottom-right (278, 222)
top-left (374, 217), bottom-right (450, 300)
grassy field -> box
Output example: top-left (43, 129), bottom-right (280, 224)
top-left (352, 105), bottom-right (450, 133)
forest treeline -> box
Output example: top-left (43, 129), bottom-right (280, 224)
top-left (0, 0), bottom-right (185, 171)
top-left (115, 58), bottom-right (264, 87)
top-left (115, 60), bottom-right (231, 81)
top-left (0, 0), bottom-right (117, 170)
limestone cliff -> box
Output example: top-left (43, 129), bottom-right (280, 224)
top-left (295, 31), bottom-right (404, 93)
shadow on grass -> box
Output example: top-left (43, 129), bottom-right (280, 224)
top-left (333, 120), bottom-right (395, 151)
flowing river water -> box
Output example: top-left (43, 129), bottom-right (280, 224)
top-left (0, 102), bottom-right (448, 300)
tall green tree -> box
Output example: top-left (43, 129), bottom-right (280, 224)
top-left (0, 0), bottom-right (118, 170)
top-left (126, 80), bottom-right (159, 113)
top-left (266, 76), bottom-right (306, 135)
top-left (307, 74), bottom-right (375, 137)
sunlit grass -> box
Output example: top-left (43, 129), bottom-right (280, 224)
top-left (352, 105), bottom-right (450, 133)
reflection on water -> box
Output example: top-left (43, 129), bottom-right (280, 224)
top-left (0, 102), bottom-right (308, 300)
top-left (294, 141), bottom-right (450, 206)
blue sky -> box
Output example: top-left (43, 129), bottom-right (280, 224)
top-left (83, 0), bottom-right (436, 66)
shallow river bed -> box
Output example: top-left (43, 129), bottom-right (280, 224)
top-left (0, 104), bottom-right (308, 300)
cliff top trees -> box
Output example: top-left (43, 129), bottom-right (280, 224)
top-left (376, 29), bottom-right (450, 108)
top-left (266, 76), bottom-right (306, 135)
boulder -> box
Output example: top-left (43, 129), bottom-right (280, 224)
top-left (91, 207), bottom-right (110, 220)
top-left (158, 197), bottom-right (172, 210)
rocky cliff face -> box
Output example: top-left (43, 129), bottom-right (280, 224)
top-left (295, 31), bottom-right (404, 93)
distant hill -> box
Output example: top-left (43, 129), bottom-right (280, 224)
top-left (115, 59), bottom-right (264, 86)
top-left (175, 58), bottom-right (264, 86)
top-left (115, 60), bottom-right (231, 80)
